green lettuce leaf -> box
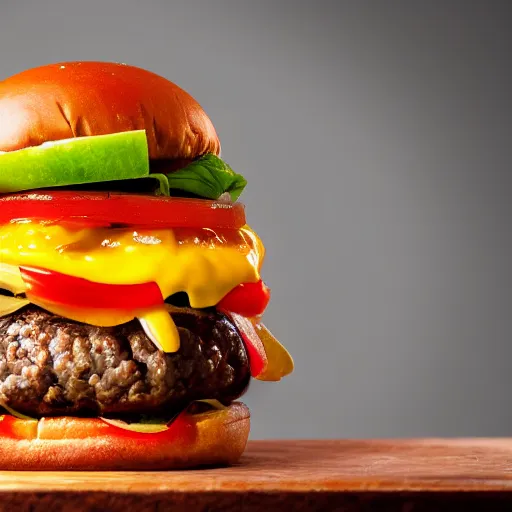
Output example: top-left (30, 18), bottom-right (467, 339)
top-left (0, 400), bottom-right (37, 421)
top-left (144, 173), bottom-right (170, 196)
top-left (166, 154), bottom-right (247, 201)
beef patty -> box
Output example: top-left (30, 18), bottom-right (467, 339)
top-left (0, 306), bottom-right (250, 418)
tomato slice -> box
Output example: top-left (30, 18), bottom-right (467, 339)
top-left (38, 413), bottom-right (194, 443)
top-left (217, 280), bottom-right (270, 317)
top-left (0, 191), bottom-right (246, 229)
top-left (220, 311), bottom-right (268, 377)
top-left (0, 415), bottom-right (38, 439)
top-left (0, 412), bottom-right (193, 443)
top-left (20, 266), bottom-right (163, 310)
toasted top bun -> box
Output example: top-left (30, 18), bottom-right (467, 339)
top-left (0, 61), bottom-right (220, 160)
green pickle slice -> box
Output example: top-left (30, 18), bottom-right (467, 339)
top-left (0, 130), bottom-right (149, 193)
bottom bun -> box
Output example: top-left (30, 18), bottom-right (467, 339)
top-left (0, 402), bottom-right (250, 470)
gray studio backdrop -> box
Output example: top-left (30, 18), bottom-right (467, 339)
top-left (0, 0), bottom-right (511, 438)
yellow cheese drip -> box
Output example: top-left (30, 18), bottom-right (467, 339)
top-left (0, 222), bottom-right (264, 352)
top-left (138, 305), bottom-right (180, 352)
top-left (254, 323), bottom-right (294, 381)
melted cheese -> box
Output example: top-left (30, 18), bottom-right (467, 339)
top-left (138, 306), bottom-right (180, 352)
top-left (254, 323), bottom-right (294, 381)
top-left (0, 295), bottom-right (30, 316)
top-left (0, 263), bottom-right (26, 294)
top-left (0, 222), bottom-right (264, 352)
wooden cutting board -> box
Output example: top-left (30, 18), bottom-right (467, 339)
top-left (2, 439), bottom-right (512, 511)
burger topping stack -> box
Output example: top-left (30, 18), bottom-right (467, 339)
top-left (0, 62), bottom-right (292, 469)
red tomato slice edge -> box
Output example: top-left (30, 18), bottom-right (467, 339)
top-left (220, 310), bottom-right (268, 377)
top-left (0, 191), bottom-right (246, 229)
top-left (217, 280), bottom-right (271, 318)
top-left (19, 266), bottom-right (164, 310)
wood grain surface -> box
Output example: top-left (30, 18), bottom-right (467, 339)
top-left (2, 439), bottom-right (512, 511)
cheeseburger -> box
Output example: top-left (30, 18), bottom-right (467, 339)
top-left (0, 62), bottom-right (293, 470)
